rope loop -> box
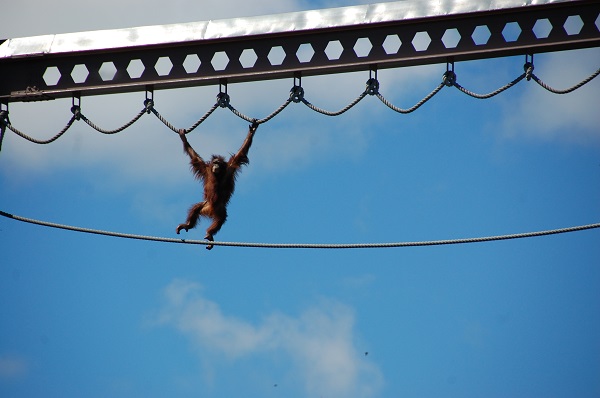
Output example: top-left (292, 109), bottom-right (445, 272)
top-left (366, 78), bottom-right (380, 95)
top-left (443, 70), bottom-right (457, 87)
top-left (524, 62), bottom-right (534, 81)
top-left (217, 91), bottom-right (231, 108)
top-left (524, 54), bottom-right (535, 81)
top-left (70, 105), bottom-right (82, 120)
top-left (143, 98), bottom-right (154, 114)
top-left (376, 82), bottom-right (444, 114)
top-left (290, 85), bottom-right (305, 103)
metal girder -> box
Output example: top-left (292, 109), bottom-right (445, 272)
top-left (0, 0), bottom-right (598, 103)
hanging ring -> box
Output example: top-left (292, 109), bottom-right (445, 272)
top-left (370, 67), bottom-right (378, 81)
top-left (219, 80), bottom-right (228, 94)
top-left (443, 60), bottom-right (456, 86)
top-left (289, 85), bottom-right (304, 103)
top-left (144, 88), bottom-right (154, 112)
top-left (524, 54), bottom-right (534, 81)
top-left (443, 70), bottom-right (456, 86)
top-left (217, 81), bottom-right (230, 107)
top-left (366, 78), bottom-right (379, 95)
top-left (71, 95), bottom-right (81, 119)
top-left (290, 74), bottom-right (304, 103)
top-left (366, 68), bottom-right (379, 95)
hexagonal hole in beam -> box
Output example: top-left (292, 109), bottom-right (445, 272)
top-left (240, 49), bottom-right (258, 68)
top-left (324, 40), bottom-right (344, 60)
top-left (43, 66), bottom-right (61, 86)
top-left (71, 64), bottom-right (89, 84)
top-left (564, 15), bottom-right (584, 35)
top-left (296, 43), bottom-right (315, 63)
top-left (267, 46), bottom-right (286, 66)
top-left (183, 54), bottom-right (201, 74)
top-left (412, 31), bottom-right (431, 51)
top-left (155, 57), bottom-right (173, 76)
top-left (472, 25), bottom-right (491, 45)
top-left (127, 59), bottom-right (145, 78)
top-left (382, 34), bottom-right (401, 54)
top-left (212, 51), bottom-right (230, 71)
top-left (442, 28), bottom-right (461, 48)
top-left (99, 62), bottom-right (117, 81)
top-left (502, 22), bottom-right (521, 42)
top-left (596, 13), bottom-right (600, 32)
top-left (533, 18), bottom-right (553, 39)
top-left (353, 37), bottom-right (372, 57)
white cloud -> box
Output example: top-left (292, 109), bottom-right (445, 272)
top-left (499, 48), bottom-right (600, 144)
top-left (156, 279), bottom-right (383, 397)
top-left (0, 355), bottom-right (28, 380)
top-left (341, 273), bottom-right (376, 289)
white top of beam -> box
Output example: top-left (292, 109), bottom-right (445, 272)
top-left (0, 0), bottom-right (570, 59)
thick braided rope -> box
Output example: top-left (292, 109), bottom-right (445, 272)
top-left (227, 97), bottom-right (293, 125)
top-left (5, 114), bottom-right (79, 144)
top-left (530, 68), bottom-right (600, 94)
top-left (376, 82), bottom-right (445, 114)
top-left (184, 103), bottom-right (220, 133)
top-left (300, 91), bottom-right (368, 116)
top-left (453, 73), bottom-right (527, 99)
top-left (150, 102), bottom-right (220, 133)
top-left (1, 65), bottom-right (598, 145)
top-left (0, 122), bottom-right (5, 151)
top-left (149, 107), bottom-right (179, 133)
top-left (1, 210), bottom-right (598, 249)
top-left (79, 107), bottom-right (147, 134)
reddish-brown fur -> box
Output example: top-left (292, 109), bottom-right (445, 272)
top-left (176, 123), bottom-right (257, 250)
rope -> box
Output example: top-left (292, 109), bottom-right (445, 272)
top-left (148, 100), bottom-right (220, 134)
top-left (226, 97), bottom-right (293, 125)
top-left (149, 107), bottom-right (179, 133)
top-left (5, 113), bottom-right (79, 144)
top-left (1, 63), bottom-right (598, 146)
top-left (184, 103), bottom-right (220, 133)
top-left (1, 209), bottom-right (598, 249)
top-left (300, 91), bottom-right (368, 116)
top-left (79, 107), bottom-right (148, 135)
top-left (376, 82), bottom-right (445, 114)
top-left (0, 113), bottom-right (6, 152)
top-left (452, 72), bottom-right (527, 99)
top-left (530, 68), bottom-right (600, 94)
top-left (0, 127), bottom-right (5, 152)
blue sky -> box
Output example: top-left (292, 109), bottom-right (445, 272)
top-left (1, 1), bottom-right (599, 397)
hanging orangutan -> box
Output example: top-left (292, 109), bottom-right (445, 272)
top-left (176, 122), bottom-right (258, 250)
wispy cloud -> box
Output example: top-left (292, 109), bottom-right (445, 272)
top-left (0, 355), bottom-right (28, 380)
top-left (156, 279), bottom-right (383, 397)
top-left (499, 48), bottom-right (600, 144)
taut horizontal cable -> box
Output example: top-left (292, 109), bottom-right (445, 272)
top-left (1, 210), bottom-right (598, 250)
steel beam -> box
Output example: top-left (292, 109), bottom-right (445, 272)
top-left (0, 0), bottom-right (598, 102)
